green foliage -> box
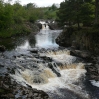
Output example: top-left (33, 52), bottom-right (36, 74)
top-left (43, 4), bottom-right (58, 20)
top-left (0, 1), bottom-right (58, 38)
top-left (80, 3), bottom-right (95, 26)
top-left (0, 1), bottom-right (13, 29)
top-left (57, 0), bottom-right (96, 27)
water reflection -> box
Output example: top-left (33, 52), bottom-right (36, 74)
top-left (35, 30), bottom-right (62, 49)
top-left (0, 30), bottom-right (62, 50)
top-left (16, 40), bottom-right (31, 49)
top-left (14, 29), bottom-right (62, 50)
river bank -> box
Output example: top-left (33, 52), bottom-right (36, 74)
top-left (0, 27), bottom-right (99, 99)
top-left (0, 49), bottom-right (51, 99)
top-left (56, 27), bottom-right (99, 82)
top-left (0, 22), bottom-right (40, 38)
top-left (0, 29), bottom-right (61, 99)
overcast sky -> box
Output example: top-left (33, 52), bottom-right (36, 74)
top-left (9, 0), bottom-right (64, 7)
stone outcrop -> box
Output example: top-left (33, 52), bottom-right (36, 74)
top-left (0, 48), bottom-right (54, 99)
top-left (85, 63), bottom-right (99, 81)
top-left (56, 27), bottom-right (99, 81)
top-left (36, 23), bottom-right (42, 30)
top-left (56, 27), bottom-right (99, 54)
top-left (48, 22), bottom-right (60, 30)
top-left (0, 74), bottom-right (50, 99)
top-left (56, 27), bottom-right (73, 47)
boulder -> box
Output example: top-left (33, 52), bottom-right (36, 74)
top-left (48, 23), bottom-right (60, 30)
top-left (85, 63), bottom-right (99, 81)
top-left (36, 23), bottom-right (42, 30)
top-left (70, 50), bottom-right (93, 61)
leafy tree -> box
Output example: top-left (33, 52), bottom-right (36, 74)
top-left (0, 1), bottom-right (13, 29)
top-left (0, 1), bottom-right (58, 37)
top-left (57, 0), bottom-right (95, 28)
top-left (26, 3), bottom-right (37, 9)
top-left (80, 2), bottom-right (95, 26)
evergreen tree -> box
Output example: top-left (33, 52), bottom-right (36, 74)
top-left (57, 0), bottom-right (95, 27)
top-left (95, 0), bottom-right (99, 24)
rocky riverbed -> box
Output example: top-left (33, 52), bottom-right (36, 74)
top-left (0, 26), bottom-right (99, 99)
top-left (0, 48), bottom-right (53, 99)
top-left (0, 46), bottom-right (89, 99)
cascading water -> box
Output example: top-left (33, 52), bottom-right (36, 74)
top-left (10, 50), bottom-right (90, 99)
top-left (7, 20), bottom-right (99, 99)
top-left (42, 24), bottom-right (49, 30)
top-left (40, 21), bottom-right (49, 30)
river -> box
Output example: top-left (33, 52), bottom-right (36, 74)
top-left (0, 27), bottom-right (99, 99)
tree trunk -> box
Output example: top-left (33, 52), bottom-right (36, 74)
top-left (77, 15), bottom-right (80, 30)
top-left (95, 0), bottom-right (98, 24)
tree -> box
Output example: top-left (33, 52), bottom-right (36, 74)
top-left (26, 3), bottom-right (37, 9)
top-left (95, 0), bottom-right (99, 24)
top-left (0, 1), bottom-right (13, 29)
top-left (57, 0), bottom-right (95, 27)
top-left (80, 2), bottom-right (95, 26)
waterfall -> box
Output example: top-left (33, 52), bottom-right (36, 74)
top-left (39, 21), bottom-right (49, 30)
top-left (42, 24), bottom-right (49, 30)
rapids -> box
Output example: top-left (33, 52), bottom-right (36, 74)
top-left (1, 21), bottom-right (99, 99)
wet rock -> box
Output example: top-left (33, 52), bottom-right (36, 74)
top-left (0, 73), bottom-right (50, 99)
top-left (36, 23), bottom-right (42, 29)
top-left (40, 56), bottom-right (52, 62)
top-left (70, 50), bottom-right (93, 61)
top-left (0, 64), bottom-right (4, 67)
top-left (34, 93), bottom-right (39, 97)
top-left (29, 49), bottom-right (38, 53)
top-left (48, 22), bottom-right (60, 30)
top-left (48, 62), bottom-right (61, 77)
top-left (85, 63), bottom-right (99, 81)
top-left (0, 45), bottom-right (6, 52)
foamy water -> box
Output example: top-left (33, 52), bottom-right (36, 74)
top-left (10, 50), bottom-right (90, 99)
top-left (90, 80), bottom-right (99, 87)
top-left (11, 64), bottom-right (88, 98)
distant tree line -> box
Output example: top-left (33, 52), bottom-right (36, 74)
top-left (57, 0), bottom-right (99, 28)
top-left (0, 0), bottom-right (58, 37)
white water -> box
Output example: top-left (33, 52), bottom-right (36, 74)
top-left (11, 63), bottom-right (88, 98)
top-left (31, 66), bottom-right (87, 97)
top-left (9, 22), bottom-right (95, 99)
top-left (35, 30), bottom-right (60, 49)
top-left (16, 40), bottom-right (31, 50)
top-left (90, 80), bottom-right (99, 87)
top-left (10, 50), bottom-right (90, 99)
top-left (42, 24), bottom-right (49, 30)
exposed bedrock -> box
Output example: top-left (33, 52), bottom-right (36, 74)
top-left (36, 23), bottom-right (42, 30)
top-left (48, 22), bottom-right (60, 30)
top-left (56, 27), bottom-right (99, 81)
top-left (0, 74), bottom-right (50, 99)
top-left (56, 27), bottom-right (99, 54)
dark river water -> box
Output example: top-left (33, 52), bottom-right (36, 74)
top-left (0, 29), bottom-right (99, 99)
